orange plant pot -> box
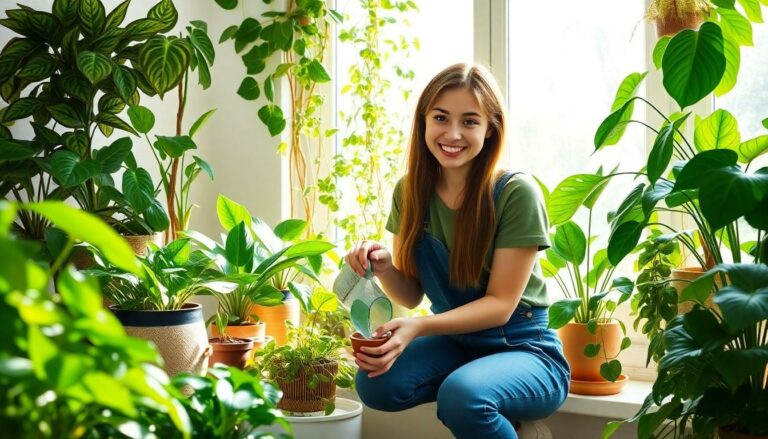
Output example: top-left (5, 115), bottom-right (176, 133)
top-left (558, 321), bottom-right (622, 382)
top-left (655, 14), bottom-right (704, 37)
top-left (210, 321), bottom-right (266, 341)
top-left (249, 294), bottom-right (300, 346)
top-left (672, 266), bottom-right (723, 314)
top-left (350, 331), bottom-right (390, 358)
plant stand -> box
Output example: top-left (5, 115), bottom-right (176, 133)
top-left (263, 398), bottom-right (363, 439)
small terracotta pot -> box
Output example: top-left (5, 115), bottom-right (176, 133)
top-left (350, 331), bottom-right (390, 358)
top-left (558, 320), bottom-right (622, 382)
top-left (211, 321), bottom-right (266, 341)
top-left (671, 267), bottom-right (723, 314)
top-left (208, 337), bottom-right (255, 369)
top-left (718, 426), bottom-right (768, 439)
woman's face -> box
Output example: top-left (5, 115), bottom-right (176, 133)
top-left (424, 87), bottom-right (492, 175)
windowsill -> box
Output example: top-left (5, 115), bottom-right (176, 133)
top-left (558, 379), bottom-right (652, 419)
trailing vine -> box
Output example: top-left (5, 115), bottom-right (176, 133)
top-left (320, 0), bottom-right (419, 248)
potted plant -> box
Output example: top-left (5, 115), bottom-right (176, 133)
top-left (189, 195), bottom-right (333, 346)
top-left (646, 0), bottom-right (713, 36)
top-left (208, 311), bottom-right (255, 369)
top-left (542, 170), bottom-right (634, 395)
top-left (253, 287), bottom-right (355, 416)
top-left (0, 0), bottom-right (193, 243)
top-left (85, 237), bottom-right (239, 378)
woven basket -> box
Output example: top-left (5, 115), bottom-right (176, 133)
top-left (276, 360), bottom-right (339, 414)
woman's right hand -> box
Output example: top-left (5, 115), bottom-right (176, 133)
top-left (345, 240), bottom-right (394, 277)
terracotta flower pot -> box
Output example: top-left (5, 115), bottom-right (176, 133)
top-left (209, 336), bottom-right (255, 369)
top-left (350, 331), bottom-right (390, 358)
top-left (277, 361), bottom-right (339, 414)
top-left (671, 266), bottom-right (722, 314)
top-left (558, 320), bottom-right (627, 395)
top-left (211, 321), bottom-right (266, 341)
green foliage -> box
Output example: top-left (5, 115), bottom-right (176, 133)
top-left (253, 288), bottom-right (355, 414)
top-left (319, 0), bottom-right (418, 248)
top-left (541, 169), bottom-right (634, 381)
top-left (629, 230), bottom-right (682, 365)
top-left (187, 194), bottom-right (333, 325)
top-left (350, 296), bottom-right (393, 339)
top-left (0, 0), bottom-right (193, 239)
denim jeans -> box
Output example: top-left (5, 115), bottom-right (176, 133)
top-left (356, 305), bottom-right (570, 439)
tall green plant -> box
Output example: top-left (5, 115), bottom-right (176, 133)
top-left (0, 0), bottom-right (193, 240)
top-left (317, 0), bottom-right (418, 248)
top-left (215, 0), bottom-right (340, 228)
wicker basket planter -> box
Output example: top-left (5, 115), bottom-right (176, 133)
top-left (276, 360), bottom-right (339, 414)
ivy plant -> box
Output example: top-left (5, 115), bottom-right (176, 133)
top-left (0, 0), bottom-right (192, 240)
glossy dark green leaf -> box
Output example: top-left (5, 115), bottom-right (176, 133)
top-left (547, 298), bottom-right (582, 329)
top-left (648, 114), bottom-right (689, 184)
top-left (264, 74), bottom-right (274, 101)
top-left (0, 138), bottom-right (40, 161)
top-left (257, 104), bottom-right (285, 136)
top-left (307, 59), bottom-right (331, 82)
top-left (17, 54), bottom-right (55, 81)
top-left (148, 0), bottom-right (177, 33)
top-left (192, 155), bottom-right (213, 180)
top-left (96, 113), bottom-right (138, 136)
top-left (127, 106), bottom-right (155, 134)
top-left (144, 198), bottom-right (169, 232)
top-left (607, 221), bottom-right (644, 265)
top-left (187, 27), bottom-right (214, 65)
top-left (714, 348), bottom-right (768, 389)
top-left (699, 167), bottom-right (768, 230)
top-left (237, 77), bottom-right (260, 100)
top-left (48, 103), bottom-right (85, 128)
top-left (62, 131), bottom-right (89, 155)
top-left (662, 22), bottom-right (726, 109)
top-left (123, 18), bottom-right (167, 42)
top-left (600, 360), bottom-right (622, 382)
top-left (78, 0), bottom-right (106, 37)
top-left (60, 70), bottom-right (94, 103)
top-left (95, 137), bottom-right (132, 173)
top-left (745, 194), bottom-right (768, 230)
top-left (219, 25), bottom-right (238, 43)
top-left (225, 222), bottom-right (253, 267)
top-left (673, 149), bottom-right (738, 191)
top-left (154, 135), bottom-right (196, 158)
top-left (137, 36), bottom-right (191, 98)
top-left (714, 265), bottom-right (768, 331)
top-left (51, 150), bottom-right (100, 187)
top-left (584, 343), bottom-right (600, 358)
top-left (53, 0), bottom-right (80, 26)
top-left (112, 66), bottom-right (137, 102)
top-left (105, 0), bottom-right (130, 30)
top-left (215, 0), bottom-right (239, 10)
top-left (122, 167), bottom-right (154, 212)
top-left (3, 97), bottom-right (42, 121)
top-left (242, 46), bottom-right (266, 75)
top-left (642, 180), bottom-right (674, 217)
top-left (98, 94), bottom-right (125, 114)
top-left (235, 17), bottom-right (261, 46)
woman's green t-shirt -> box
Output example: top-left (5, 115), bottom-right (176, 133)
top-left (385, 173), bottom-right (552, 307)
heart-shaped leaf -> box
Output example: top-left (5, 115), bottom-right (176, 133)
top-left (127, 106), bottom-right (155, 134)
top-left (138, 36), bottom-right (192, 98)
top-left (552, 221), bottom-right (586, 265)
top-left (369, 296), bottom-right (393, 332)
top-left (112, 66), bottom-right (137, 102)
top-left (224, 221), bottom-right (253, 267)
top-left (694, 109), bottom-right (740, 152)
top-left (76, 51), bottom-right (112, 84)
top-left (547, 298), bottom-right (582, 329)
top-left (350, 299), bottom-right (372, 338)
top-left (154, 136), bottom-right (196, 158)
top-left (95, 137), bottom-right (132, 173)
top-left (662, 22), bottom-right (726, 109)
top-left (547, 174), bottom-right (606, 225)
top-left (51, 150), bottom-right (100, 187)
top-left (122, 167), bottom-right (154, 212)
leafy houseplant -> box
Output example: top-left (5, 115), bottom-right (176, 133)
top-left (208, 311), bottom-right (255, 369)
top-left (253, 287), bottom-right (354, 415)
top-left (541, 171), bottom-right (634, 389)
top-left (215, 0), bottom-right (340, 227)
top-left (0, 0), bottom-right (194, 241)
top-left (187, 194), bottom-right (335, 345)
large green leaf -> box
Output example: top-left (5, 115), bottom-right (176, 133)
top-left (736, 135), bottom-right (768, 163)
top-left (699, 167), bottom-right (768, 230)
top-left (215, 0), bottom-right (239, 9)
top-left (607, 221), bottom-right (644, 265)
top-left (105, 0), bottom-right (131, 30)
top-left (25, 202), bottom-right (140, 273)
top-left (0, 139), bottom-right (40, 161)
top-left (137, 36), bottom-right (191, 98)
top-left (693, 109), bottom-right (740, 152)
top-left (189, 109), bottom-right (216, 138)
top-left (123, 18), bottom-right (167, 42)
top-left (78, 0), bottom-right (106, 37)
top-left (307, 59), bottom-right (331, 82)
top-left (648, 114), bottom-right (689, 184)
top-left (257, 104), bottom-right (286, 136)
top-left (662, 22), bottom-right (726, 109)
top-left (673, 149), bottom-right (738, 192)
top-left (718, 8), bottom-right (753, 46)
top-left (642, 180), bottom-right (674, 217)
top-left (96, 113), bottom-right (138, 136)
top-left (653, 36), bottom-right (671, 69)
top-left (3, 97), bottom-right (42, 121)
top-left (187, 27), bottom-right (214, 65)
top-left (77, 51), bottom-right (112, 85)
top-left (237, 77), bottom-right (260, 100)
top-left (583, 165), bottom-right (617, 209)
top-left (95, 137), bottom-right (132, 173)
top-left (122, 167), bottom-right (154, 212)
top-left (51, 150), bottom-right (100, 187)
top-left (48, 103), bottom-right (85, 128)
top-left (282, 240), bottom-right (335, 258)
top-left (53, 0), bottom-right (80, 27)
top-left (594, 99), bottom-right (634, 150)
top-left (713, 264), bottom-right (768, 330)
top-left (547, 174), bottom-right (606, 225)
top-left (224, 222), bottom-right (253, 267)
top-left (112, 66), bottom-right (137, 102)
top-left (127, 106), bottom-right (155, 134)
top-left (154, 136), bottom-right (196, 159)
top-left (274, 219), bottom-right (306, 241)
top-left (98, 94), bottom-right (126, 114)
top-left (714, 38), bottom-right (740, 96)
top-left (17, 54), bottom-right (56, 81)
top-left (737, 0), bottom-right (763, 21)
top-left (217, 195), bottom-right (252, 231)
top-left (60, 70), bottom-right (94, 103)
top-left (350, 299), bottom-right (372, 338)
top-left (547, 299), bottom-right (582, 329)
top-left (602, 72), bottom-right (647, 147)
top-left (714, 348), bottom-right (768, 389)
top-left (235, 18), bottom-right (261, 47)
top-left (745, 191), bottom-right (768, 230)
top-left (144, 198), bottom-right (169, 232)
top-left (552, 221), bottom-right (586, 265)
top-left (148, 0), bottom-right (178, 33)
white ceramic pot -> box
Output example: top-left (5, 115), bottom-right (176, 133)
top-left (262, 397), bottom-right (363, 439)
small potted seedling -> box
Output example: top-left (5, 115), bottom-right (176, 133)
top-left (208, 311), bottom-right (255, 369)
top-left (349, 296), bottom-right (393, 357)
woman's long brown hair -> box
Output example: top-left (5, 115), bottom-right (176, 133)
top-left (396, 63), bottom-right (506, 288)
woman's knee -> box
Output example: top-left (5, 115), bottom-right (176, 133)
top-left (355, 370), bottom-right (416, 412)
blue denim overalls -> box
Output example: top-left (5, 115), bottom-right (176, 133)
top-left (356, 173), bottom-right (571, 439)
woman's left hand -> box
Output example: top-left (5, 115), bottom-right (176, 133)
top-left (355, 317), bottom-right (421, 378)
